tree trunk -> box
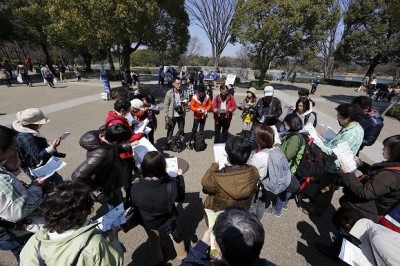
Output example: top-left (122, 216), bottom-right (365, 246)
top-left (41, 43), bottom-right (55, 74)
top-left (214, 55), bottom-right (220, 71)
top-left (365, 55), bottom-right (382, 78)
top-left (107, 48), bottom-right (115, 72)
top-left (121, 40), bottom-right (133, 71)
top-left (258, 65), bottom-right (270, 86)
top-left (82, 53), bottom-right (92, 71)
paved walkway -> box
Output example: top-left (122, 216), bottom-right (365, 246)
top-left (0, 76), bottom-right (398, 265)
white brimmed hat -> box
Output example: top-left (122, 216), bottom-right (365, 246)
top-left (130, 99), bottom-right (144, 109)
top-left (16, 108), bottom-right (50, 125)
top-left (246, 87), bottom-right (257, 95)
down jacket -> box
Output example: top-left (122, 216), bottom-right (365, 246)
top-left (339, 161), bottom-right (400, 223)
top-left (201, 163), bottom-right (259, 212)
top-left (358, 109), bottom-right (384, 149)
top-left (71, 130), bottom-right (119, 190)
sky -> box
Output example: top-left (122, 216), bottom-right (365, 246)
top-left (188, 24), bottom-right (242, 58)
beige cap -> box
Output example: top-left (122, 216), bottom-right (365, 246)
top-left (246, 87), bottom-right (257, 95)
top-left (16, 108), bottom-right (50, 125)
top-left (264, 85), bottom-right (274, 96)
top-left (130, 99), bottom-right (144, 109)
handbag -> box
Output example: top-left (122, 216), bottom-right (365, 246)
top-left (53, 77), bottom-right (59, 85)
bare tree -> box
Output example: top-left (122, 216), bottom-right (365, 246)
top-left (180, 36), bottom-right (204, 65)
top-left (186, 0), bottom-right (236, 70)
top-left (235, 46), bottom-right (250, 69)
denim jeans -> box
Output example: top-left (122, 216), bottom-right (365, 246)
top-left (273, 190), bottom-right (291, 215)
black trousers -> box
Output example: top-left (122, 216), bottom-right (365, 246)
top-left (214, 117), bottom-right (229, 143)
top-left (191, 118), bottom-right (206, 140)
top-left (167, 116), bottom-right (185, 143)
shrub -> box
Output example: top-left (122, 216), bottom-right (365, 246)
top-left (386, 106), bottom-right (400, 120)
top-left (254, 71), bottom-right (273, 81)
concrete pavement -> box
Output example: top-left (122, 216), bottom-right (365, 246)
top-left (0, 76), bottom-right (398, 265)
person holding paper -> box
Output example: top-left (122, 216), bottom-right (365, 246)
top-left (0, 125), bottom-right (48, 259)
top-left (351, 96), bottom-right (384, 151)
top-left (212, 85), bottom-right (237, 144)
top-left (164, 77), bottom-right (188, 148)
top-left (190, 86), bottom-right (212, 142)
top-left (130, 151), bottom-right (187, 264)
top-left (202, 136), bottom-right (259, 212)
top-left (304, 103), bottom-right (364, 216)
top-left (237, 87), bottom-right (257, 139)
top-left (72, 124), bottom-right (132, 207)
top-left (181, 207), bottom-right (276, 266)
top-left (20, 182), bottom-right (124, 266)
top-left (12, 108), bottom-right (64, 189)
top-left (142, 95), bottom-right (160, 144)
top-left (338, 134), bottom-right (400, 223)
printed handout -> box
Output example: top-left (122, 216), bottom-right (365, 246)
top-left (332, 142), bottom-right (357, 172)
top-left (166, 157), bottom-right (178, 177)
top-left (205, 209), bottom-right (224, 259)
top-left (339, 239), bottom-right (374, 266)
top-left (31, 156), bottom-right (66, 180)
top-left (132, 137), bottom-right (157, 168)
top-left (92, 203), bottom-right (126, 232)
top-left (213, 144), bottom-right (228, 170)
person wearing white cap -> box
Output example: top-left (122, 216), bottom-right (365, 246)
top-left (237, 87), bottom-right (257, 139)
top-left (249, 85), bottom-right (282, 148)
top-left (11, 108), bottom-right (64, 188)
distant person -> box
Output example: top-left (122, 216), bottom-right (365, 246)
top-left (164, 77), bottom-right (188, 148)
top-left (16, 62), bottom-right (33, 87)
top-left (198, 70), bottom-right (204, 85)
top-left (59, 63), bottom-right (66, 82)
top-left (212, 85), bottom-right (237, 143)
top-left (74, 67), bottom-right (81, 81)
top-left (0, 63), bottom-right (12, 87)
top-left (40, 65), bottom-right (55, 88)
top-left (20, 182), bottom-right (125, 266)
top-left (24, 58), bottom-right (33, 71)
top-left (291, 72), bottom-right (297, 83)
top-left (158, 66), bottom-right (164, 85)
top-left (181, 207), bottom-right (277, 266)
top-left (228, 84), bottom-right (235, 96)
top-left (351, 96), bottom-right (384, 151)
top-left (201, 137), bottom-right (259, 212)
top-left (190, 86), bottom-right (212, 142)
top-left (369, 75), bottom-right (377, 91)
top-left (310, 76), bottom-right (320, 94)
top-left (3, 60), bottom-right (13, 78)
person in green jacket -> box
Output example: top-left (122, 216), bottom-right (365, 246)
top-left (266, 113), bottom-right (305, 217)
top-left (20, 182), bottom-right (124, 266)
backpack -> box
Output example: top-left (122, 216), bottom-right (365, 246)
top-left (99, 118), bottom-right (119, 132)
top-left (293, 133), bottom-right (325, 179)
top-left (169, 132), bottom-right (186, 153)
top-left (259, 147), bottom-right (292, 195)
top-left (304, 111), bottom-right (317, 127)
top-left (190, 132), bottom-right (206, 152)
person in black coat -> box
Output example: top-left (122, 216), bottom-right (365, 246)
top-left (71, 124), bottom-right (132, 206)
top-left (130, 151), bottom-right (186, 265)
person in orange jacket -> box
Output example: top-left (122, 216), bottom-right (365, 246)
top-left (190, 86), bottom-right (212, 141)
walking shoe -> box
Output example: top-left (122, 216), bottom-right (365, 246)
top-left (282, 206), bottom-right (288, 211)
top-left (265, 207), bottom-right (281, 217)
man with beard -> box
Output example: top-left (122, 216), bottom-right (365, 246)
top-left (212, 85), bottom-right (237, 143)
top-left (304, 103), bottom-right (364, 216)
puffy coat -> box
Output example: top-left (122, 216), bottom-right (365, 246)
top-left (201, 163), bottom-right (259, 212)
top-left (339, 161), bottom-right (400, 223)
top-left (358, 109), bottom-right (384, 149)
top-left (254, 97), bottom-right (282, 125)
top-left (71, 130), bottom-right (119, 190)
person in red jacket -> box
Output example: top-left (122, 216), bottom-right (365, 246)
top-left (104, 98), bottom-right (143, 207)
top-left (212, 85), bottom-right (237, 143)
top-left (190, 86), bottom-right (212, 141)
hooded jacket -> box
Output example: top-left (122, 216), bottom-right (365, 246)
top-left (358, 109), bottom-right (384, 149)
top-left (19, 223), bottom-right (124, 266)
top-left (212, 94), bottom-right (237, 125)
top-left (71, 130), bottom-right (119, 190)
top-left (340, 161), bottom-right (400, 223)
top-left (201, 163), bottom-right (259, 212)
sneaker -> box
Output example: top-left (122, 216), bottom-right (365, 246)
top-left (265, 207), bottom-right (281, 217)
top-left (282, 206), bottom-right (288, 211)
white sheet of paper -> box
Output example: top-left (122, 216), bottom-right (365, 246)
top-left (93, 203), bottom-right (126, 232)
top-left (224, 74), bottom-right (236, 86)
top-left (134, 118), bottom-right (149, 134)
top-left (304, 123), bottom-right (324, 145)
top-left (31, 156), bottom-right (66, 180)
top-left (270, 125), bottom-right (281, 144)
top-left (322, 125), bottom-right (337, 142)
top-left (332, 142), bottom-right (357, 172)
top-left (205, 209), bottom-right (224, 259)
top-left (149, 105), bottom-right (163, 111)
top-left (166, 157), bottom-right (178, 177)
top-left (339, 239), bottom-right (374, 266)
top-left (124, 113), bottom-right (134, 124)
top-left (59, 132), bottom-right (70, 140)
top-left (214, 144), bottom-right (228, 170)
top-left (132, 137), bottom-right (158, 168)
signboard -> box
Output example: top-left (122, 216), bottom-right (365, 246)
top-left (225, 74), bottom-right (236, 86)
top-left (102, 77), bottom-right (110, 93)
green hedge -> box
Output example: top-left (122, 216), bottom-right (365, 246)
top-left (254, 71), bottom-right (273, 81)
top-left (386, 106), bottom-right (400, 120)
top-left (249, 81), bottom-right (271, 90)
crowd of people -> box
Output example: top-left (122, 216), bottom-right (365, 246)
top-left (0, 74), bottom-right (399, 266)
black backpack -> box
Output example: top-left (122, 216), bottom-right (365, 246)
top-left (293, 133), bottom-right (325, 179)
top-left (169, 132), bottom-right (186, 153)
top-left (190, 132), bottom-right (207, 152)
